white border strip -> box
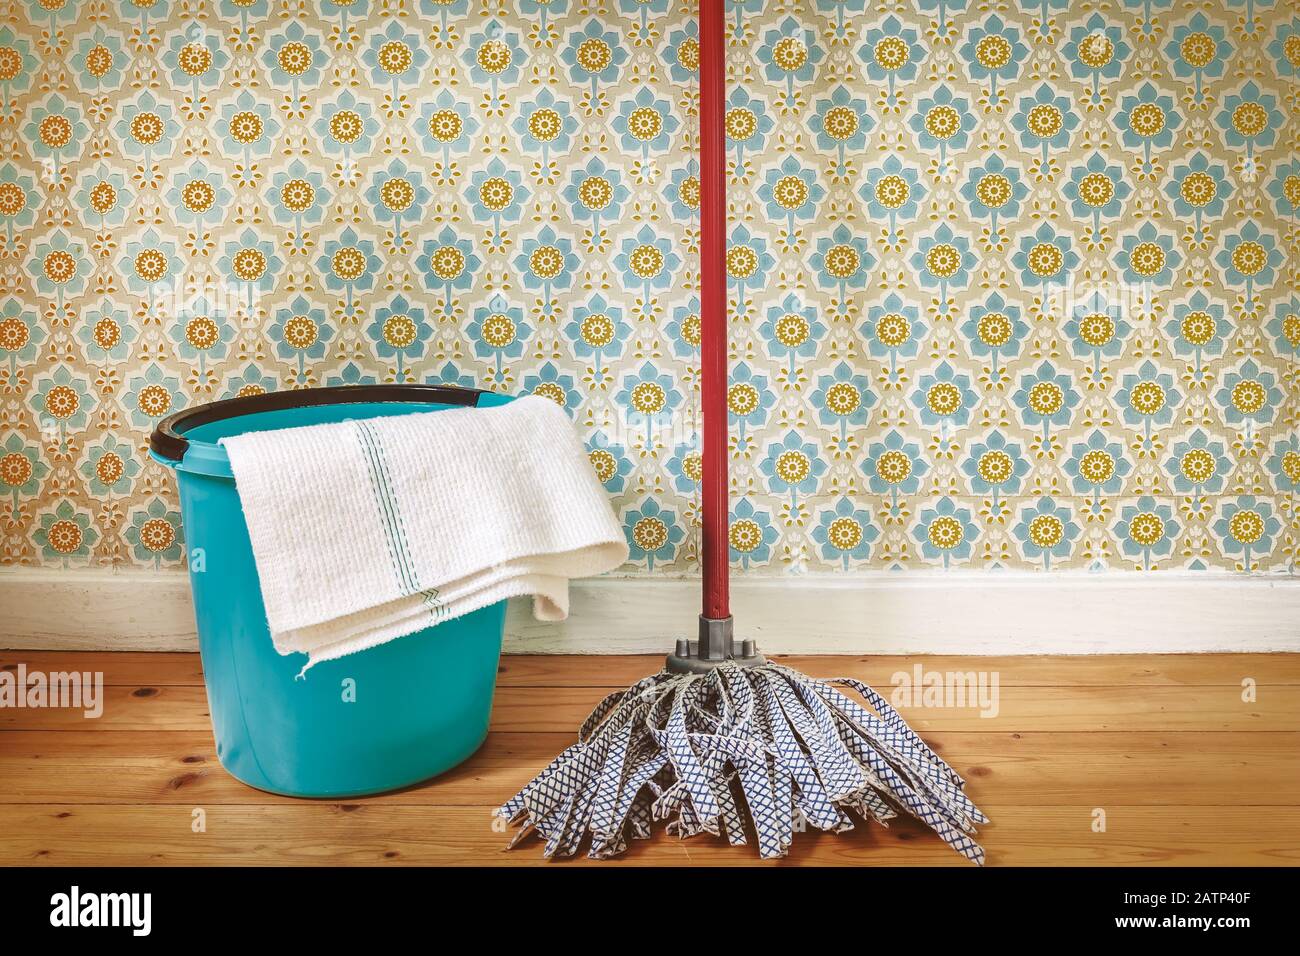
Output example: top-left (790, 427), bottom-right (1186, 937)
top-left (2, 568), bottom-right (1298, 655)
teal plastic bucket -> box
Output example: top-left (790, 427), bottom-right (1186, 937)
top-left (149, 385), bottom-right (515, 798)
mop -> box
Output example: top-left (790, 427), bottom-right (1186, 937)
top-left (497, 0), bottom-right (987, 864)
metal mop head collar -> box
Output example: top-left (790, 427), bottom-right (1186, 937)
top-left (498, 661), bottom-right (987, 863)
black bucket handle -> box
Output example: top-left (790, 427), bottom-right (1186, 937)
top-left (149, 383), bottom-right (485, 464)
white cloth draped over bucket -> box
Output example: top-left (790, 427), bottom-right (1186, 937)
top-left (220, 395), bottom-right (628, 671)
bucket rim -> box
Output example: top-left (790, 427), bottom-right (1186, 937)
top-left (149, 383), bottom-right (485, 464)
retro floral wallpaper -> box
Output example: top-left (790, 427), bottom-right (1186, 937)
top-left (1, 0), bottom-right (1295, 574)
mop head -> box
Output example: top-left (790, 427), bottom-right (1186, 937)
top-left (497, 662), bottom-right (988, 863)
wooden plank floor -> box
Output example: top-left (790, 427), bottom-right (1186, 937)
top-left (2, 652), bottom-right (1298, 866)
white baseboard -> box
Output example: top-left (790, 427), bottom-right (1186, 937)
top-left (2, 568), bottom-right (1297, 655)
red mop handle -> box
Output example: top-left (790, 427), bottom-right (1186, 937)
top-left (699, 0), bottom-right (728, 621)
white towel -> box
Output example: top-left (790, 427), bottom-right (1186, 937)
top-left (220, 395), bottom-right (628, 671)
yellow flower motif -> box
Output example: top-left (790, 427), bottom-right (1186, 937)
top-left (331, 246), bottom-right (368, 282)
top-left (1180, 32), bottom-right (1216, 69)
top-left (1027, 241), bottom-right (1064, 279)
top-left (1280, 451), bottom-right (1300, 484)
top-left (283, 314), bottom-right (318, 349)
top-left (228, 110), bottom-right (264, 145)
top-left (977, 450), bottom-right (1012, 484)
top-left (481, 313), bottom-right (516, 348)
top-left (1228, 509), bottom-right (1264, 545)
top-left (136, 383), bottom-right (172, 418)
top-left (139, 517), bottom-right (175, 553)
top-left (236, 384), bottom-right (267, 398)
top-left (1285, 34), bottom-right (1300, 68)
top-left (1129, 241), bottom-right (1166, 278)
top-left (38, 114), bottom-right (72, 150)
top-left (727, 382), bottom-right (759, 416)
top-left (1079, 449), bottom-right (1114, 484)
top-left (1078, 32), bottom-right (1113, 70)
top-left (875, 449), bottom-right (912, 484)
top-left (1129, 103), bottom-right (1166, 137)
top-left (876, 312), bottom-right (911, 348)
top-left (330, 109), bottom-right (364, 145)
top-left (529, 245), bottom-right (564, 280)
top-left (377, 40), bottom-right (413, 77)
top-left (632, 515), bottom-right (667, 552)
top-left (923, 105), bottom-right (959, 140)
top-left (927, 515), bottom-right (964, 550)
top-left (0, 181), bottom-right (26, 217)
top-left (527, 107), bottom-right (561, 142)
top-left (627, 106), bottom-right (663, 141)
top-left (0, 317), bottom-right (28, 351)
top-left (1180, 449), bottom-right (1215, 484)
top-left (627, 244), bottom-right (663, 279)
top-left (1230, 241), bottom-right (1267, 277)
top-left (1026, 104), bottom-right (1063, 139)
top-left (775, 450), bottom-right (810, 484)
top-left (43, 249), bottom-right (77, 284)
top-left (678, 312), bottom-right (701, 348)
top-left (677, 175), bottom-right (700, 210)
top-left (974, 34), bottom-right (1011, 70)
top-left (1078, 312), bottom-right (1115, 348)
top-left (1128, 381), bottom-right (1166, 416)
top-left (1127, 511), bottom-right (1165, 547)
top-left (872, 36), bottom-right (909, 72)
top-left (177, 42), bottom-right (212, 78)
top-left (577, 175), bottom-right (613, 211)
top-left (771, 36), bottom-right (808, 73)
top-left (231, 247), bottom-right (266, 282)
top-left (574, 38), bottom-right (610, 74)
top-left (278, 178), bottom-right (314, 214)
top-left (0, 452), bottom-right (32, 487)
top-left (426, 245), bottom-right (464, 282)
top-left (1028, 381), bottom-right (1064, 416)
top-left (630, 381), bottom-right (666, 415)
top-left (128, 109), bottom-right (165, 146)
top-left (976, 312), bottom-right (1011, 348)
top-left (92, 317), bottom-right (121, 350)
top-left (677, 37), bottom-right (700, 71)
top-left (775, 312), bottom-right (809, 348)
top-left (381, 176), bottom-right (415, 213)
top-left (926, 382), bottom-right (962, 416)
top-left (184, 316), bottom-right (219, 350)
top-left (773, 175), bottom-right (809, 210)
top-left (426, 109), bottom-right (462, 143)
top-left (1179, 310), bottom-right (1215, 346)
top-left (1231, 101), bottom-right (1268, 138)
top-left (580, 313), bottom-right (614, 349)
top-left (682, 451), bottom-right (702, 483)
top-left (277, 41), bottom-right (313, 77)
top-left (875, 174), bottom-right (910, 210)
top-left (1028, 514), bottom-right (1064, 548)
top-left (974, 173), bottom-right (1010, 209)
top-left (1078, 172), bottom-right (1115, 208)
top-left (382, 314), bottom-right (417, 349)
top-left (532, 381), bottom-right (566, 406)
top-left (925, 243), bottom-right (960, 279)
top-left (1230, 379), bottom-right (1266, 416)
top-left (1180, 171), bottom-right (1216, 208)
top-left (724, 106), bottom-right (757, 140)
top-left (823, 105), bottom-right (859, 141)
top-left (828, 516), bottom-right (863, 551)
top-left (133, 248), bottom-right (168, 283)
top-left (1281, 311), bottom-right (1299, 348)
top-left (824, 243), bottom-right (861, 280)
top-left (1282, 174), bottom-right (1300, 208)
top-left (46, 519), bottom-right (83, 555)
top-left (825, 382), bottom-right (861, 416)
top-left (44, 384), bottom-right (79, 419)
top-left (181, 179), bottom-right (215, 215)
top-left (589, 449), bottom-right (616, 483)
top-left (726, 245), bottom-right (759, 280)
top-left (729, 518), bottom-right (762, 553)
top-left (83, 43), bottom-right (113, 79)
top-left (94, 452), bottom-right (123, 486)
